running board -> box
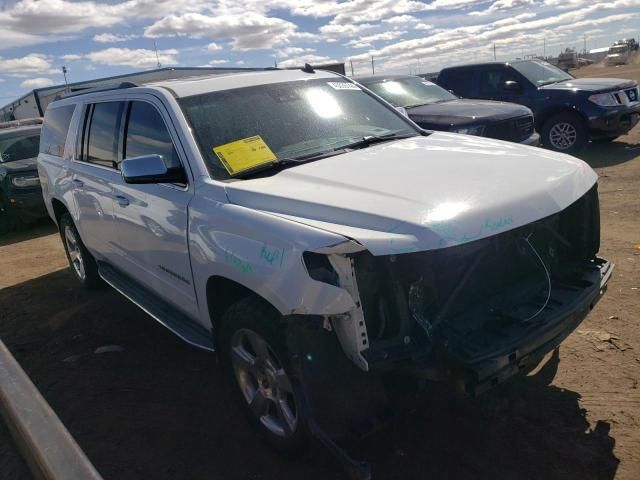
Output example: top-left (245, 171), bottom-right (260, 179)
top-left (98, 263), bottom-right (214, 352)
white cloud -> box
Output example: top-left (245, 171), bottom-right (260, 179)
top-left (319, 22), bottom-right (376, 38)
top-left (20, 77), bottom-right (54, 89)
top-left (470, 0), bottom-right (536, 16)
top-left (347, 30), bottom-right (407, 48)
top-left (207, 42), bottom-right (222, 51)
top-left (275, 46), bottom-right (316, 57)
top-left (93, 32), bottom-right (137, 43)
top-left (86, 47), bottom-right (178, 68)
top-left (200, 59), bottom-right (229, 66)
top-left (144, 12), bottom-right (302, 50)
top-left (60, 54), bottom-right (82, 61)
top-left (0, 53), bottom-right (56, 75)
top-left (278, 54), bottom-right (337, 68)
top-left (384, 15), bottom-right (419, 24)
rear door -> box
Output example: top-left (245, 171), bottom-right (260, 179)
top-left (71, 101), bottom-right (126, 259)
top-left (111, 97), bottom-right (197, 317)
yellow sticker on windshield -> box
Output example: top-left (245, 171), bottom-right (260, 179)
top-left (213, 135), bottom-right (277, 176)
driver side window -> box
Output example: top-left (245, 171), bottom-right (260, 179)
top-left (124, 101), bottom-right (181, 170)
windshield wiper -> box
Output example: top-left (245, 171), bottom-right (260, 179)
top-left (233, 149), bottom-right (346, 179)
top-left (337, 132), bottom-right (417, 151)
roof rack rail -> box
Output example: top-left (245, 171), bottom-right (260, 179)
top-left (55, 82), bottom-right (138, 101)
top-left (0, 117), bottom-right (43, 129)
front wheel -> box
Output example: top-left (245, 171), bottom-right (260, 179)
top-left (541, 112), bottom-right (587, 154)
top-left (220, 297), bottom-right (308, 454)
top-left (0, 194), bottom-right (15, 235)
top-left (59, 213), bottom-right (101, 289)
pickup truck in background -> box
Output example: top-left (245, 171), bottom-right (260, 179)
top-left (38, 69), bottom-right (612, 460)
top-left (0, 118), bottom-right (47, 233)
top-left (355, 74), bottom-right (539, 145)
top-left (437, 59), bottom-right (640, 152)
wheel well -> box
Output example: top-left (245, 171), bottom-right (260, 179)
top-left (51, 198), bottom-right (68, 227)
top-left (536, 107), bottom-right (587, 131)
top-left (206, 276), bottom-right (280, 342)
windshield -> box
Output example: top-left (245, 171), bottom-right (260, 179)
top-left (511, 60), bottom-right (573, 86)
top-left (0, 131), bottom-right (40, 163)
top-left (362, 77), bottom-right (457, 108)
top-left (608, 46), bottom-right (628, 54)
top-left (178, 78), bottom-right (418, 180)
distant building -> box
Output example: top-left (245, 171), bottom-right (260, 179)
top-left (1, 63), bottom-right (347, 121)
top-left (0, 67), bottom-right (265, 121)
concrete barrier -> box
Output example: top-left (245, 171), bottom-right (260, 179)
top-left (0, 338), bottom-right (103, 480)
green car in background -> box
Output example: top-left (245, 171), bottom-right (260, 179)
top-left (0, 118), bottom-right (48, 234)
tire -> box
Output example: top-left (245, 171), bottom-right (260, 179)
top-left (541, 112), bottom-right (588, 154)
top-left (0, 194), bottom-right (15, 235)
top-left (592, 136), bottom-right (619, 143)
top-left (59, 212), bottom-right (102, 289)
top-left (219, 296), bottom-right (308, 454)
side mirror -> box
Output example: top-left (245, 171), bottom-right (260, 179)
top-left (504, 80), bottom-right (522, 92)
top-left (395, 106), bottom-right (409, 117)
top-left (121, 154), bottom-right (186, 184)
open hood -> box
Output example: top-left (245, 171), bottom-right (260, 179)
top-left (224, 132), bottom-right (597, 256)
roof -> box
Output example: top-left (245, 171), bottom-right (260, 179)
top-left (354, 74), bottom-right (415, 84)
top-left (147, 69), bottom-right (341, 98)
top-left (440, 60), bottom-right (532, 70)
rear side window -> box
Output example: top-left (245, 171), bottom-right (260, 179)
top-left (439, 69), bottom-right (473, 97)
top-left (124, 101), bottom-right (180, 169)
top-left (84, 102), bottom-right (125, 168)
top-left (40, 105), bottom-right (75, 156)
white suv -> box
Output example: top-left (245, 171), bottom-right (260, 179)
top-left (38, 68), bottom-right (612, 456)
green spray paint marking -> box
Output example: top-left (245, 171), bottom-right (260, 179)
top-left (259, 244), bottom-right (286, 268)
top-left (224, 250), bottom-right (253, 274)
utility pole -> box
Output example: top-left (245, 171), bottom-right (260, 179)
top-left (61, 66), bottom-right (69, 93)
top-left (350, 59), bottom-right (354, 76)
top-left (493, 43), bottom-right (496, 60)
top-left (371, 56), bottom-right (375, 74)
top-left (153, 40), bottom-right (162, 68)
top-left (543, 37), bottom-right (546, 58)
top-left (583, 34), bottom-right (587, 54)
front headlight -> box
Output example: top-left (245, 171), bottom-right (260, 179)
top-left (588, 93), bottom-right (618, 107)
top-left (452, 125), bottom-right (485, 136)
top-left (11, 175), bottom-right (40, 188)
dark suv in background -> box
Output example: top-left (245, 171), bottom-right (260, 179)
top-left (437, 60), bottom-right (640, 153)
top-left (356, 75), bottom-right (539, 145)
top-left (0, 118), bottom-right (48, 233)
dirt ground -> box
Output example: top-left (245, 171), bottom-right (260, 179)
top-left (1, 63), bottom-right (639, 480)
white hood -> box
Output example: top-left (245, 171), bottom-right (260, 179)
top-left (225, 132), bottom-right (597, 256)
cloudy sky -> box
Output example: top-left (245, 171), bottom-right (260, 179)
top-left (0, 0), bottom-right (638, 102)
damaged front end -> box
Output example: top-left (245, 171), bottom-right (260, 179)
top-left (338, 184), bottom-right (612, 395)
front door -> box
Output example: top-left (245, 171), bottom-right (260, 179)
top-left (111, 99), bottom-right (198, 318)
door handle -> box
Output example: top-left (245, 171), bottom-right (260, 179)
top-left (72, 179), bottom-right (84, 188)
top-left (114, 195), bottom-right (130, 207)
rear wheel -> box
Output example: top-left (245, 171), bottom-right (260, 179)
top-left (542, 112), bottom-right (587, 153)
top-left (220, 297), bottom-right (308, 454)
top-left (59, 213), bottom-right (101, 289)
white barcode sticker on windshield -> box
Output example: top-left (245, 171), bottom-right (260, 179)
top-left (327, 82), bottom-right (361, 91)
top-left (421, 81), bottom-right (435, 86)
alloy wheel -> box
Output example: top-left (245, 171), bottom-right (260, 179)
top-left (64, 225), bottom-right (86, 281)
top-left (230, 328), bottom-right (298, 438)
top-left (549, 122), bottom-right (577, 150)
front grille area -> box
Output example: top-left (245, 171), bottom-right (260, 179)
top-left (354, 184), bottom-right (601, 366)
top-left (483, 114), bottom-right (534, 143)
